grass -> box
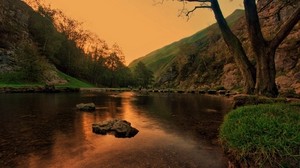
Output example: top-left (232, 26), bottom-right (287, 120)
top-left (219, 103), bottom-right (300, 167)
top-left (0, 72), bottom-right (43, 87)
top-left (55, 71), bottom-right (94, 88)
top-left (0, 71), bottom-right (94, 88)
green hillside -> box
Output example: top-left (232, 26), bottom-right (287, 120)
top-left (128, 9), bottom-right (244, 77)
top-left (0, 70), bottom-right (94, 88)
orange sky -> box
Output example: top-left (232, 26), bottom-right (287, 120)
top-left (42, 0), bottom-right (243, 64)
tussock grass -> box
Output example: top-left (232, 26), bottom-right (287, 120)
top-left (220, 103), bottom-right (300, 167)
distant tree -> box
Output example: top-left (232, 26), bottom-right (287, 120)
top-left (134, 62), bottom-right (154, 88)
top-left (175, 0), bottom-right (300, 97)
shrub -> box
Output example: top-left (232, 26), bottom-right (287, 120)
top-left (219, 104), bottom-right (300, 167)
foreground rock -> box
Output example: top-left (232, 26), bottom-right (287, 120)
top-left (92, 119), bottom-right (139, 138)
top-left (76, 103), bottom-right (96, 111)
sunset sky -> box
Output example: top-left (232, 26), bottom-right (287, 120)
top-left (42, 0), bottom-right (243, 64)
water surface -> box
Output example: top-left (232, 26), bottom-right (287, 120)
top-left (0, 92), bottom-right (231, 168)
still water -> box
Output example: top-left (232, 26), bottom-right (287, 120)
top-left (0, 92), bottom-right (231, 168)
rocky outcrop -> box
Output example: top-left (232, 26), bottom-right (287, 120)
top-left (92, 119), bottom-right (139, 138)
top-left (0, 0), bottom-right (67, 84)
top-left (76, 103), bottom-right (96, 111)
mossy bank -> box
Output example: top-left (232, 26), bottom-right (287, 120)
top-left (219, 103), bottom-right (300, 167)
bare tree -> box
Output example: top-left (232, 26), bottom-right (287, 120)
top-left (176, 0), bottom-right (300, 97)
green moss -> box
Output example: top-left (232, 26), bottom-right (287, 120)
top-left (220, 104), bottom-right (300, 167)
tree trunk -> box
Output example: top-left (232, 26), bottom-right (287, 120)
top-left (211, 0), bottom-right (256, 94)
top-left (243, 0), bottom-right (300, 97)
top-left (255, 47), bottom-right (278, 97)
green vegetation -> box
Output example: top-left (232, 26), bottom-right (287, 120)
top-left (133, 62), bottom-right (154, 88)
top-left (220, 104), bottom-right (300, 167)
top-left (55, 71), bottom-right (94, 88)
top-left (128, 10), bottom-right (244, 78)
top-left (0, 70), bottom-right (93, 88)
top-left (2, 1), bottom-right (134, 88)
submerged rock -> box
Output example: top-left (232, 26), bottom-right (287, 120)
top-left (76, 103), bottom-right (96, 111)
top-left (92, 119), bottom-right (139, 138)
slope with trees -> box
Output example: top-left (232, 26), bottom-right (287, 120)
top-left (131, 1), bottom-right (300, 96)
top-left (0, 0), bottom-right (135, 88)
top-left (178, 0), bottom-right (300, 97)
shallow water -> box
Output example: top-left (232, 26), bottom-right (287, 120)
top-left (0, 92), bottom-right (231, 168)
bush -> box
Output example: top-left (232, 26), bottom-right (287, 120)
top-left (0, 72), bottom-right (23, 83)
top-left (219, 104), bottom-right (300, 167)
top-left (16, 43), bottom-right (45, 82)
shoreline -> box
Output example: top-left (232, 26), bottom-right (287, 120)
top-left (0, 86), bottom-right (80, 93)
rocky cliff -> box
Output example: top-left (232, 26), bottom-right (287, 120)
top-left (130, 1), bottom-right (300, 94)
top-left (0, 0), bottom-right (66, 84)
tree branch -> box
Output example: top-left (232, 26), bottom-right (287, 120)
top-left (270, 5), bottom-right (300, 49)
top-left (181, 0), bottom-right (211, 2)
top-left (186, 5), bottom-right (211, 17)
top-left (244, 0), bottom-right (267, 52)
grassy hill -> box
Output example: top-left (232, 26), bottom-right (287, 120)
top-left (128, 9), bottom-right (244, 78)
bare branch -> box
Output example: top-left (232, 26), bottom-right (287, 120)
top-left (270, 5), bottom-right (300, 49)
top-left (186, 5), bottom-right (211, 17)
top-left (153, 0), bottom-right (165, 6)
top-left (180, 0), bottom-right (210, 2)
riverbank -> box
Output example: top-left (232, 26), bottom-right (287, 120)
top-left (219, 103), bottom-right (300, 167)
top-left (0, 85), bottom-right (80, 93)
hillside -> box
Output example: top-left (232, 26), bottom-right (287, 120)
top-left (0, 0), bottom-right (94, 88)
top-left (0, 0), bottom-right (62, 85)
top-left (129, 10), bottom-right (244, 77)
top-left (129, 3), bottom-right (300, 94)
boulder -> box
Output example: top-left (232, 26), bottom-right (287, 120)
top-left (76, 103), bottom-right (96, 111)
top-left (92, 119), bottom-right (139, 138)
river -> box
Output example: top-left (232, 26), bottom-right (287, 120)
top-left (0, 92), bottom-right (231, 168)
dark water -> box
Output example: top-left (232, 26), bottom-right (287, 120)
top-left (0, 92), bottom-right (231, 168)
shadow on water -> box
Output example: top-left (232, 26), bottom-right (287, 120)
top-left (0, 92), bottom-right (231, 168)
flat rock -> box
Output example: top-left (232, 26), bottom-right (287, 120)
top-left (76, 103), bottom-right (96, 111)
top-left (92, 119), bottom-right (139, 138)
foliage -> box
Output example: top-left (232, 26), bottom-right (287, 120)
top-left (133, 62), bottom-right (154, 88)
top-left (24, 0), bottom-right (133, 88)
top-left (0, 72), bottom-right (26, 84)
top-left (15, 43), bottom-right (46, 82)
top-left (220, 104), bottom-right (300, 167)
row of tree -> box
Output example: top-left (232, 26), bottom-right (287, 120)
top-left (25, 0), bottom-right (153, 88)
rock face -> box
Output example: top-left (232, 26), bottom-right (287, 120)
top-left (76, 103), bottom-right (96, 111)
top-left (92, 119), bottom-right (139, 138)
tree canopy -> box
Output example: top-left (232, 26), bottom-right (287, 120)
top-left (133, 62), bottom-right (154, 88)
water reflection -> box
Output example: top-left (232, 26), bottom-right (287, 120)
top-left (0, 92), bottom-right (231, 168)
